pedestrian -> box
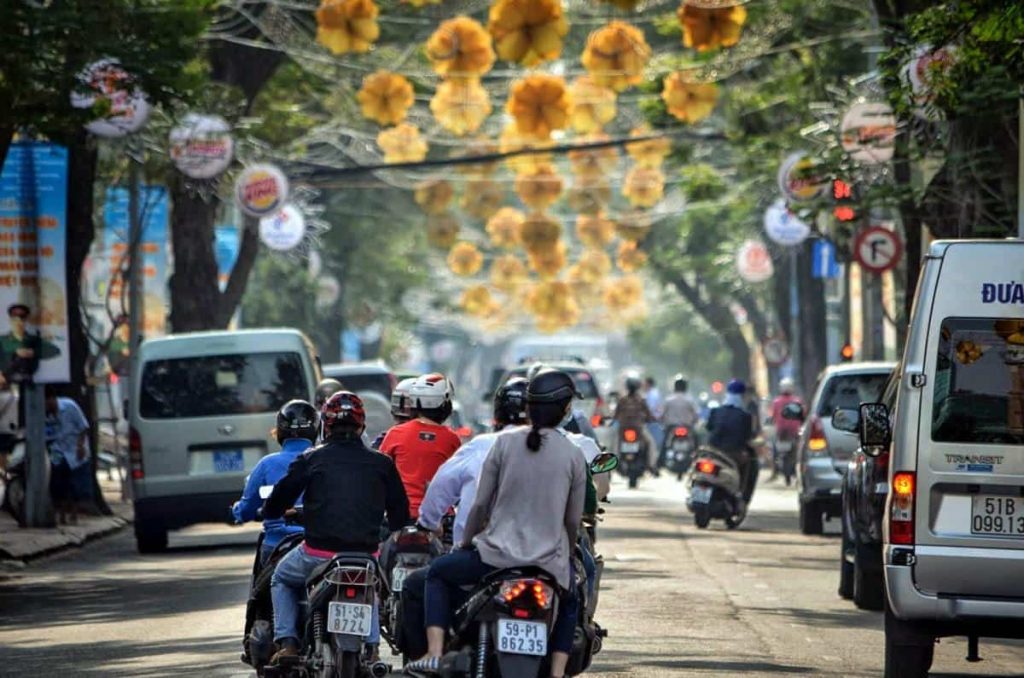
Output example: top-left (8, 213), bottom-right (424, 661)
top-left (45, 388), bottom-right (92, 525)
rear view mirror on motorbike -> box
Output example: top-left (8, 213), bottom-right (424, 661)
top-left (780, 402), bottom-right (805, 421)
top-left (830, 408), bottom-right (859, 434)
top-left (858, 402), bottom-right (891, 456)
top-left (589, 452), bottom-right (618, 475)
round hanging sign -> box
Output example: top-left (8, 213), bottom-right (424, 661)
top-left (764, 199), bottom-right (810, 247)
top-left (169, 114), bottom-right (234, 179)
top-left (904, 44), bottom-right (956, 120)
top-left (736, 239), bottom-right (773, 283)
top-left (70, 58), bottom-right (151, 137)
top-left (840, 102), bottom-right (896, 165)
top-left (235, 164), bottom-right (289, 218)
top-left (777, 152), bottom-right (828, 203)
top-left (259, 204), bottom-right (306, 251)
top-left (316, 276), bottom-right (341, 308)
top-left (853, 226), bottom-right (903, 274)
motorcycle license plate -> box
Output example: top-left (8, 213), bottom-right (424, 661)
top-left (391, 566), bottom-right (412, 592)
top-left (673, 440), bottom-right (692, 452)
top-left (691, 486), bottom-right (713, 504)
top-left (970, 495), bottom-right (1024, 536)
top-left (621, 442), bottom-right (640, 453)
top-left (327, 602), bottom-right (373, 637)
top-left (496, 619), bottom-right (547, 656)
top-left (776, 441), bottom-right (793, 453)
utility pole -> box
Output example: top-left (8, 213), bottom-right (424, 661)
top-left (127, 143), bottom-right (144, 451)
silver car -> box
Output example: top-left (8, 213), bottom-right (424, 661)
top-left (797, 361), bottom-right (893, 535)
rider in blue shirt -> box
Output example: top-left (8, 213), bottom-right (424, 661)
top-left (232, 400), bottom-right (318, 565)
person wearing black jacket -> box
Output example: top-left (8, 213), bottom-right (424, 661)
top-left (266, 391), bottom-right (410, 664)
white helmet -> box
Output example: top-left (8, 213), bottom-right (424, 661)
top-left (779, 377), bottom-right (796, 395)
top-left (408, 372), bottom-right (455, 411)
top-left (391, 377), bottom-right (417, 418)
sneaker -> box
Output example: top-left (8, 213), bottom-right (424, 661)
top-left (404, 656), bottom-right (440, 675)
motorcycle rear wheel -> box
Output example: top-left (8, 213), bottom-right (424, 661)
top-left (335, 650), bottom-right (359, 678)
top-left (725, 513), bottom-right (744, 530)
top-left (693, 507), bottom-right (711, 528)
top-left (2, 475), bottom-right (25, 526)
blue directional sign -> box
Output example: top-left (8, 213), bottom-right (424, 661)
top-left (812, 239), bottom-right (841, 279)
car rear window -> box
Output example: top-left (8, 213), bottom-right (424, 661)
top-left (932, 317), bottom-right (1024, 444)
top-left (325, 372), bottom-right (393, 399)
top-left (816, 372), bottom-right (889, 416)
top-left (141, 352), bottom-right (307, 419)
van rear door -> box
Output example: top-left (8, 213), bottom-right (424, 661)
top-left (913, 242), bottom-right (1024, 598)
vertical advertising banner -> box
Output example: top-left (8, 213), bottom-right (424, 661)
top-left (0, 142), bottom-right (70, 384)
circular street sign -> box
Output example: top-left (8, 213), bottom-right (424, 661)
top-left (70, 58), bottom-right (151, 137)
top-left (840, 102), bottom-right (896, 165)
top-left (762, 337), bottom-right (789, 366)
top-left (764, 199), bottom-right (810, 246)
top-left (777, 152), bottom-right (828, 203)
top-left (169, 113), bottom-right (234, 179)
top-left (259, 204), bottom-right (306, 251)
top-left (236, 163), bottom-right (289, 218)
top-left (736, 239), bottom-right (773, 283)
top-left (853, 226), bottom-right (903, 274)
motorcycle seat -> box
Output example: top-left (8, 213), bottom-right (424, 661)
top-left (306, 552), bottom-right (379, 587)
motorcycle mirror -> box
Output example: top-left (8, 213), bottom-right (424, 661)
top-left (590, 452), bottom-right (619, 475)
top-left (830, 408), bottom-right (859, 434)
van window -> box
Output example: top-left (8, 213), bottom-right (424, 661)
top-left (140, 352), bottom-right (307, 419)
top-left (502, 368), bottom-right (600, 399)
top-left (932, 317), bottom-right (1024, 444)
top-left (816, 373), bottom-right (888, 416)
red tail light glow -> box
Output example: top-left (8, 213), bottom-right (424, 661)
top-left (696, 459), bottom-right (717, 475)
top-left (890, 472), bottom-right (916, 545)
top-left (129, 427), bottom-right (144, 480)
top-left (345, 587), bottom-right (358, 599)
top-left (499, 579), bottom-right (553, 610)
top-left (623, 429), bottom-right (638, 443)
top-left (807, 416), bottom-right (828, 455)
top-left (674, 426), bottom-right (689, 437)
top-left (591, 414), bottom-right (603, 428)
top-left (455, 426), bottom-right (472, 437)
top-left (395, 529), bottom-right (432, 547)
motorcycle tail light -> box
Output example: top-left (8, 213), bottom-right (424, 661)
top-left (455, 426), bottom-right (472, 437)
top-left (696, 459), bottom-right (718, 475)
top-left (129, 427), bottom-right (144, 480)
top-left (591, 414), bottom-right (603, 428)
top-left (395, 529), bottom-right (432, 547)
top-left (623, 429), bottom-right (638, 443)
top-left (499, 579), bottom-right (553, 610)
top-left (345, 587), bottom-right (358, 599)
top-left (674, 426), bottom-right (689, 437)
top-left (890, 472), bottom-right (916, 545)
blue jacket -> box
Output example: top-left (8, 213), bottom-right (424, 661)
top-left (232, 438), bottom-right (310, 548)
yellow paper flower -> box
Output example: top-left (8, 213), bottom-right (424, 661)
top-left (415, 179), bottom-right (454, 214)
top-left (448, 241), bottom-right (485, 276)
top-left (626, 126), bottom-right (672, 168)
top-left (377, 123), bottom-right (428, 163)
top-left (461, 284), bottom-right (500, 317)
top-left (623, 166), bottom-right (665, 208)
top-left (575, 249), bottom-right (612, 283)
top-left (603, 275), bottom-right (643, 310)
top-left (662, 72), bottom-right (719, 124)
top-left (568, 135), bottom-right (619, 178)
top-left (678, 3), bottom-right (748, 52)
top-left (426, 213), bottom-right (460, 249)
top-left (426, 16), bottom-right (495, 78)
top-left (490, 253), bottom-right (528, 291)
top-left (486, 207), bottom-right (526, 249)
top-left (403, 0), bottom-right (441, 6)
top-left (616, 211), bottom-right (651, 241)
top-left (527, 239), bottom-right (567, 278)
top-left (430, 78), bottom-right (493, 136)
top-left (616, 240), bottom-right (647, 272)
top-left (526, 280), bottom-right (579, 329)
top-left (581, 20), bottom-right (651, 92)
top-left (357, 71), bottom-right (414, 125)
top-left (456, 138), bottom-right (501, 177)
top-left (315, 0), bottom-right (380, 55)
top-left (514, 164), bottom-right (564, 210)
top-left (567, 179), bottom-right (612, 215)
top-left (499, 123), bottom-right (554, 174)
top-left (460, 180), bottom-right (504, 219)
top-left (519, 211), bottom-right (562, 250)
top-left (575, 213), bottom-right (616, 248)
top-left (506, 74), bottom-right (572, 140)
top-left (597, 0), bottom-right (641, 9)
top-left (488, 0), bottom-right (569, 66)
top-left (568, 76), bottom-right (617, 133)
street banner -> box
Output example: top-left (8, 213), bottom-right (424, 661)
top-left (0, 141), bottom-right (71, 384)
top-left (215, 224), bottom-right (240, 290)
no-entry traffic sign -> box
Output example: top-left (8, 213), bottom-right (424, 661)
top-left (853, 226), bottom-right (903, 274)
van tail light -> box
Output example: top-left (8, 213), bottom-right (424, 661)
top-left (623, 429), bottom-right (638, 443)
top-left (890, 472), bottom-right (916, 545)
top-left (696, 459), bottom-right (718, 475)
top-left (674, 426), bottom-right (689, 438)
top-left (806, 416), bottom-right (828, 456)
top-left (129, 427), bottom-right (144, 480)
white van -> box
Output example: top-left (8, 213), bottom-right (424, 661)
top-left (129, 329), bottom-right (321, 552)
top-left (857, 241), bottom-right (1024, 677)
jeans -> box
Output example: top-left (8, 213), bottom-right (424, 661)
top-left (399, 567), bottom-right (431, 659)
top-left (271, 545), bottom-right (381, 645)
top-left (577, 535), bottom-right (597, 603)
top-left (425, 549), bottom-right (579, 654)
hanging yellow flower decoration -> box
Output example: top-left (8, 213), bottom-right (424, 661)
top-left (315, 0), bottom-right (380, 55)
top-left (616, 240), bottom-right (648, 272)
top-left (575, 249), bottom-right (612, 283)
top-left (461, 180), bottom-right (504, 220)
top-left (568, 76), bottom-right (617, 134)
top-left (377, 123), bottom-right (428, 163)
top-left (678, 3), bottom-right (748, 52)
top-left (616, 211), bottom-right (651, 241)
top-left (661, 72), bottom-right (719, 124)
top-left (575, 213), bottom-right (616, 248)
top-left (506, 74), bottom-right (572, 140)
top-left (426, 16), bottom-right (495, 78)
top-left (603, 275), bottom-right (644, 311)
top-left (597, 0), bottom-right (641, 9)
top-left (403, 0), bottom-right (441, 6)
top-left (519, 211), bottom-right (562, 251)
top-left (461, 284), bottom-right (500, 317)
top-left (488, 0), bottom-right (569, 66)
top-left (568, 135), bottom-right (619, 178)
top-left (526, 281), bottom-right (579, 331)
top-left (490, 254), bottom-right (528, 291)
top-left (581, 20), bottom-right (651, 92)
top-left (626, 126), bottom-right (672, 168)
top-left (567, 179), bottom-right (612, 215)
top-left (456, 138), bottom-right (501, 177)
top-left (499, 123), bottom-right (554, 175)
top-left (527, 239), bottom-right (567, 278)
top-left (357, 71), bottom-right (414, 125)
top-left (623, 166), bottom-right (665, 208)
top-left (486, 207), bottom-right (525, 249)
top-left (415, 179), bottom-right (454, 214)
top-left (426, 213), bottom-right (460, 249)
top-left (430, 79), bottom-right (493, 136)
top-left (514, 164), bottom-right (564, 210)
top-left (448, 241), bottom-right (485, 276)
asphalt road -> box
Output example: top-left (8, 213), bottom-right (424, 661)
top-left (1, 473), bottom-right (1022, 677)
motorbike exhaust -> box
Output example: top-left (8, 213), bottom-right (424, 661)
top-left (369, 660), bottom-right (392, 678)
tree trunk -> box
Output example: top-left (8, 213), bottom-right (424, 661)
top-left (796, 241), bottom-right (827, 398)
top-left (215, 217), bottom-right (260, 327)
top-left (167, 174), bottom-right (223, 332)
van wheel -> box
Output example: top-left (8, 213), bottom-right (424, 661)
top-left (799, 501), bottom-right (823, 535)
top-left (838, 526), bottom-right (854, 600)
top-left (884, 610), bottom-right (934, 678)
top-left (853, 545), bottom-right (884, 611)
top-left (135, 523), bottom-right (168, 554)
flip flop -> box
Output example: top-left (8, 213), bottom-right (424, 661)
top-left (404, 656), bottom-right (441, 675)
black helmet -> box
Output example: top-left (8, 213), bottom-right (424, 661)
top-left (315, 378), bottom-right (344, 408)
top-left (625, 376), bottom-right (641, 393)
top-left (276, 399), bottom-right (318, 443)
top-left (673, 374), bottom-right (688, 392)
top-left (494, 377), bottom-right (529, 427)
top-left (527, 368), bottom-right (579, 404)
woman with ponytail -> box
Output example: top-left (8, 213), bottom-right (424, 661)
top-left (409, 368), bottom-right (587, 678)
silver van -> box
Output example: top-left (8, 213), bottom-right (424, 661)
top-left (857, 241), bottom-right (1024, 677)
top-left (129, 329), bottom-right (321, 552)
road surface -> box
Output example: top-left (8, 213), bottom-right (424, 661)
top-left (1, 474), bottom-right (1022, 677)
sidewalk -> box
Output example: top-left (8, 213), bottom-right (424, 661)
top-left (0, 474), bottom-right (133, 565)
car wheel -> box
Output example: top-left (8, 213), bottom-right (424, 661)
top-left (799, 500), bottom-right (824, 535)
top-left (135, 523), bottom-right (168, 554)
top-left (884, 608), bottom-right (934, 678)
top-left (838, 524), bottom-right (854, 600)
top-left (853, 544), bottom-right (885, 611)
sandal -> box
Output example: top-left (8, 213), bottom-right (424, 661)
top-left (404, 656), bottom-right (441, 675)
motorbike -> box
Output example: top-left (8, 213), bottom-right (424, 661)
top-left (663, 426), bottom-right (696, 480)
top-left (686, 447), bottom-right (747, 530)
top-left (773, 402), bottom-right (806, 486)
top-left (242, 532), bottom-right (306, 674)
top-left (381, 525), bottom-right (444, 657)
top-left (617, 427), bottom-right (645, 489)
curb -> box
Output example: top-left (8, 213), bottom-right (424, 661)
top-left (0, 513), bottom-right (132, 566)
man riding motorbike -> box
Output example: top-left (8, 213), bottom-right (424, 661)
top-left (371, 376), bottom-right (417, 449)
top-left (705, 379), bottom-right (757, 505)
top-left (231, 400), bottom-right (317, 566)
top-left (770, 377), bottom-right (803, 481)
top-left (660, 375), bottom-right (700, 458)
top-left (613, 376), bottom-right (658, 476)
top-left (264, 391), bottom-right (411, 665)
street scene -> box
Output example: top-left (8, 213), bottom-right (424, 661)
top-left (2, 1), bottom-right (1024, 677)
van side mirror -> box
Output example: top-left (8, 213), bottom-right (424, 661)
top-left (858, 402), bottom-right (891, 456)
top-left (590, 452), bottom-right (619, 475)
top-left (831, 408), bottom-right (859, 434)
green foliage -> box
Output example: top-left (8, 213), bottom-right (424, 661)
top-left (628, 300), bottom-right (732, 384)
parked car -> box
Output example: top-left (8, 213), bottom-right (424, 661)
top-left (834, 367), bottom-right (899, 610)
top-left (796, 361), bottom-right (893, 535)
top-left (129, 329), bottom-right (321, 553)
top-left (861, 240), bottom-right (1024, 677)
top-left (322, 361), bottom-right (397, 401)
